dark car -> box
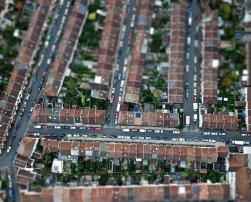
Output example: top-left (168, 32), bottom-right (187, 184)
top-left (185, 82), bottom-right (189, 99)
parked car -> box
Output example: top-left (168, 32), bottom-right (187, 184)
top-left (7, 146), bottom-right (11, 153)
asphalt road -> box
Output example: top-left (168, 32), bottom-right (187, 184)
top-left (28, 126), bottom-right (251, 145)
top-left (0, 1), bottom-right (70, 201)
top-left (108, 1), bottom-right (134, 126)
top-left (183, 0), bottom-right (200, 131)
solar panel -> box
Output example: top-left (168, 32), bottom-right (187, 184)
top-left (135, 112), bottom-right (141, 118)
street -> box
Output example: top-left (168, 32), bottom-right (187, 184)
top-left (183, 0), bottom-right (201, 131)
top-left (108, 1), bottom-right (135, 126)
top-left (28, 126), bottom-right (251, 145)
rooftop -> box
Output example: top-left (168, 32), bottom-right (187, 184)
top-left (41, 139), bottom-right (226, 163)
top-left (20, 183), bottom-right (231, 202)
top-left (31, 104), bottom-right (106, 125)
top-left (118, 111), bottom-right (179, 127)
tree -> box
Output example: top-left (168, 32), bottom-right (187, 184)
top-left (44, 154), bottom-right (53, 168)
top-left (66, 78), bottom-right (77, 96)
top-left (220, 3), bottom-right (231, 20)
top-left (221, 76), bottom-right (233, 87)
top-left (1, 180), bottom-right (7, 189)
top-left (150, 32), bottom-right (164, 53)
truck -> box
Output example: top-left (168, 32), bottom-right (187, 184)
top-left (185, 115), bottom-right (190, 126)
top-left (193, 103), bottom-right (198, 111)
top-left (193, 114), bottom-right (198, 122)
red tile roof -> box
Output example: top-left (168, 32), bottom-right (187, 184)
top-left (31, 104), bottom-right (106, 125)
top-left (17, 137), bottom-right (37, 157)
top-left (91, 0), bottom-right (123, 99)
top-left (201, 10), bottom-right (219, 105)
top-left (168, 1), bottom-right (187, 103)
top-left (118, 111), bottom-right (179, 127)
top-left (235, 167), bottom-right (251, 201)
top-left (16, 168), bottom-right (37, 186)
top-left (201, 114), bottom-right (238, 130)
top-left (16, 0), bottom-right (52, 68)
top-left (41, 139), bottom-right (221, 164)
top-left (20, 183), bottom-right (231, 202)
top-left (227, 153), bottom-right (248, 172)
